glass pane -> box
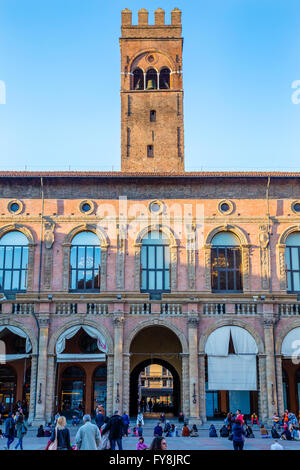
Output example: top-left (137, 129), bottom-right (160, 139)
top-left (0, 247), bottom-right (4, 269)
top-left (285, 249), bottom-right (291, 269)
top-left (4, 271), bottom-right (12, 290)
top-left (218, 249), bottom-right (226, 268)
top-left (71, 270), bottom-right (77, 290)
top-left (5, 247), bottom-right (13, 269)
top-left (291, 248), bottom-right (300, 270)
top-left (95, 247), bottom-right (101, 267)
top-left (86, 271), bottom-right (93, 289)
top-left (212, 232), bottom-right (239, 246)
top-left (94, 271), bottom-right (100, 289)
top-left (94, 381), bottom-right (107, 411)
top-left (0, 270), bottom-right (3, 289)
top-left (149, 271), bottom-right (155, 290)
top-left (164, 270), bottom-right (170, 290)
top-left (164, 247), bottom-right (170, 265)
top-left (77, 247), bottom-right (85, 269)
top-left (142, 230), bottom-right (168, 245)
top-left (70, 247), bottom-right (77, 268)
top-left (148, 246), bottom-right (155, 269)
top-left (156, 246), bottom-right (163, 269)
top-left (72, 231), bottom-right (99, 245)
top-left (13, 247), bottom-right (21, 269)
top-left (156, 271), bottom-right (163, 290)
top-left (12, 271), bottom-right (20, 290)
top-left (0, 231), bottom-right (28, 246)
top-left (236, 271), bottom-right (242, 291)
top-left (211, 249), bottom-right (218, 271)
top-left (286, 232), bottom-right (300, 246)
top-left (228, 271), bottom-right (234, 290)
top-left (21, 270), bottom-right (26, 290)
top-left (77, 271), bottom-right (85, 289)
top-left (293, 272), bottom-right (300, 291)
top-left (227, 249), bottom-right (234, 268)
top-left (219, 271), bottom-right (226, 290)
top-left (211, 269), bottom-right (218, 290)
top-left (141, 270), bottom-right (147, 289)
top-left (141, 247), bottom-right (147, 267)
top-left (86, 247), bottom-right (94, 269)
top-left (235, 249), bottom-right (241, 269)
top-left (287, 271), bottom-right (292, 291)
top-left (22, 247), bottom-right (28, 268)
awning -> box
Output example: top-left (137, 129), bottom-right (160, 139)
top-left (56, 325), bottom-right (107, 354)
top-left (0, 326), bottom-right (32, 353)
top-left (57, 353), bottom-right (106, 363)
top-left (205, 326), bottom-right (258, 391)
top-left (282, 327), bottom-right (300, 357)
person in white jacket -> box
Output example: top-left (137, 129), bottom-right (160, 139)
top-left (136, 411), bottom-right (144, 426)
top-left (75, 414), bottom-right (101, 450)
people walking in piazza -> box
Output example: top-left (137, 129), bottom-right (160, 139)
top-left (136, 410), bottom-right (144, 427)
top-left (4, 412), bottom-right (15, 450)
top-left (75, 414), bottom-right (101, 450)
top-left (95, 408), bottom-right (105, 430)
top-left (99, 417), bottom-right (110, 450)
top-left (14, 411), bottom-right (27, 450)
top-left (232, 418), bottom-right (245, 451)
top-left (50, 416), bottom-right (72, 450)
top-left (122, 411), bottom-right (130, 437)
top-left (102, 410), bottom-right (124, 450)
top-left (236, 409), bottom-right (244, 426)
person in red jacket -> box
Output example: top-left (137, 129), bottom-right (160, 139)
top-left (236, 410), bottom-right (244, 426)
top-left (182, 423), bottom-right (190, 437)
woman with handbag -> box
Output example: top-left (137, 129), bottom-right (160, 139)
top-left (49, 416), bottom-right (72, 450)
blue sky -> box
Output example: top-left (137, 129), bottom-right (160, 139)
top-left (0, 0), bottom-right (300, 171)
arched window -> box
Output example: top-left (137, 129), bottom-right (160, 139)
top-left (0, 231), bottom-right (28, 293)
top-left (285, 232), bottom-right (300, 292)
top-left (146, 69), bottom-right (157, 90)
top-left (141, 231), bottom-right (170, 293)
top-left (211, 232), bottom-right (242, 292)
top-left (159, 68), bottom-right (170, 89)
top-left (70, 231), bottom-right (101, 292)
top-left (133, 68), bottom-right (144, 90)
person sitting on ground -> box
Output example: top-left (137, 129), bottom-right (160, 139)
top-left (44, 423), bottom-right (52, 437)
top-left (251, 412), bottom-right (259, 426)
top-left (169, 424), bottom-right (178, 437)
top-left (37, 425), bottom-right (44, 437)
top-left (137, 423), bottom-right (143, 437)
top-left (136, 437), bottom-right (148, 450)
top-left (245, 425), bottom-right (254, 438)
top-left (190, 424), bottom-right (199, 437)
top-left (153, 422), bottom-right (163, 437)
top-left (271, 425), bottom-right (280, 439)
top-left (260, 424), bottom-right (271, 438)
top-left (182, 423), bottom-right (190, 437)
top-left (281, 424), bottom-right (292, 441)
top-left (164, 420), bottom-right (171, 436)
top-left (220, 424), bottom-right (230, 438)
top-left (209, 424), bottom-right (218, 437)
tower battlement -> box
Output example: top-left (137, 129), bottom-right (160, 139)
top-left (121, 8), bottom-right (182, 38)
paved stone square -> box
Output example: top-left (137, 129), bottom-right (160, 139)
top-left (0, 421), bottom-right (299, 451)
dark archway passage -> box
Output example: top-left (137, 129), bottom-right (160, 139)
top-left (130, 358), bottom-right (180, 417)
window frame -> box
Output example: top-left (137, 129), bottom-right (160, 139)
top-left (211, 245), bottom-right (242, 293)
top-left (69, 242), bottom-right (101, 293)
top-left (140, 242), bottom-right (171, 294)
top-left (0, 243), bottom-right (28, 293)
top-left (285, 245), bottom-right (300, 293)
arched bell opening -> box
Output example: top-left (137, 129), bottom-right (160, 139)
top-left (146, 69), bottom-right (158, 90)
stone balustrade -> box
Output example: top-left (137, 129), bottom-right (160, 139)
top-left (130, 303), bottom-right (151, 314)
top-left (87, 303), bottom-right (108, 314)
top-left (235, 303), bottom-right (257, 315)
top-left (160, 303), bottom-right (182, 315)
top-left (279, 303), bottom-right (300, 315)
top-left (12, 303), bottom-right (34, 314)
top-left (203, 303), bottom-right (226, 315)
top-left (55, 303), bottom-right (78, 315)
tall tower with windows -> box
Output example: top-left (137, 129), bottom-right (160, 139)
top-left (120, 8), bottom-right (184, 173)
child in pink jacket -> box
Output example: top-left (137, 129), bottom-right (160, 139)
top-left (136, 437), bottom-right (148, 450)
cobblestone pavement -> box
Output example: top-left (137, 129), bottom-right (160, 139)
top-left (0, 421), bottom-right (299, 451)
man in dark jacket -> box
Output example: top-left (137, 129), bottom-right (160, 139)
top-left (95, 409), bottom-right (105, 430)
top-left (102, 410), bottom-right (124, 450)
top-left (4, 413), bottom-right (15, 449)
top-left (232, 419), bottom-right (245, 450)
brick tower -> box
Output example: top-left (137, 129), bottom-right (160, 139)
top-left (120, 8), bottom-right (184, 173)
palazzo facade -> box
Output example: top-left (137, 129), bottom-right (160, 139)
top-left (0, 9), bottom-right (300, 425)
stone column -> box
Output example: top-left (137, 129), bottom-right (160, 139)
top-left (113, 315), bottom-right (124, 412)
top-left (27, 353), bottom-right (38, 424)
top-left (45, 354), bottom-right (56, 423)
top-left (181, 353), bottom-right (190, 418)
top-left (32, 316), bottom-right (50, 425)
top-left (187, 316), bottom-right (201, 423)
top-left (263, 317), bottom-right (277, 422)
top-left (276, 355), bottom-right (285, 416)
top-left (258, 355), bottom-right (268, 423)
top-left (122, 353), bottom-right (131, 415)
top-left (198, 353), bottom-right (206, 423)
top-left (106, 354), bottom-right (114, 416)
